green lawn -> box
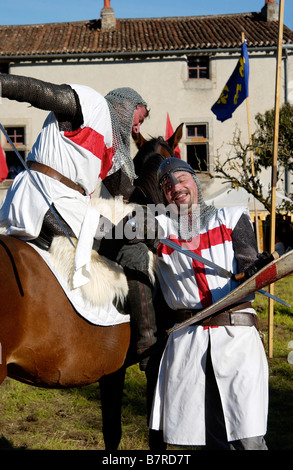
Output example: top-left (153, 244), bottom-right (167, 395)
top-left (0, 275), bottom-right (292, 451)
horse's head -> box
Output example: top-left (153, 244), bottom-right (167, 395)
top-left (132, 122), bottom-right (183, 167)
top-left (131, 123), bottom-right (183, 204)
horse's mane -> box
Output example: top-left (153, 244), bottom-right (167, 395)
top-left (135, 153), bottom-right (165, 204)
top-left (133, 137), bottom-right (163, 171)
top-left (133, 137), bottom-right (173, 205)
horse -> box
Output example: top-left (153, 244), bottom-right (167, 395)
top-left (132, 124), bottom-right (183, 205)
top-left (0, 123), bottom-right (183, 450)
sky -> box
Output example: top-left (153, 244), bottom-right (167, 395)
top-left (1, 0), bottom-right (292, 30)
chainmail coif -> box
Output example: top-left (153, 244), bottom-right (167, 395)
top-left (171, 174), bottom-right (217, 240)
top-left (105, 87), bottom-right (148, 180)
top-left (158, 157), bottom-right (217, 239)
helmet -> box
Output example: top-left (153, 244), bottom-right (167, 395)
top-left (158, 157), bottom-right (195, 189)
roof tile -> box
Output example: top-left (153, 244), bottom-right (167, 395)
top-left (0, 13), bottom-right (292, 58)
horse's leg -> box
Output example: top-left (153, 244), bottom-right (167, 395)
top-left (0, 354), bottom-right (7, 386)
top-left (99, 365), bottom-right (126, 451)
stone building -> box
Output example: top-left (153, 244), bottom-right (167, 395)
top-left (0, 0), bottom-right (292, 201)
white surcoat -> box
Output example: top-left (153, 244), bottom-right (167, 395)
top-left (0, 85), bottom-right (119, 287)
top-left (150, 207), bottom-right (269, 445)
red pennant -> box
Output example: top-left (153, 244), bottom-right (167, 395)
top-left (165, 113), bottom-right (181, 159)
top-left (165, 112), bottom-right (174, 140)
top-left (0, 143), bottom-right (8, 181)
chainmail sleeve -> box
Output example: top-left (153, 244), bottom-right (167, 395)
top-left (232, 212), bottom-right (258, 272)
top-left (0, 74), bottom-right (83, 128)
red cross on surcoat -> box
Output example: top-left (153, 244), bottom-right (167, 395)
top-left (158, 225), bottom-right (233, 309)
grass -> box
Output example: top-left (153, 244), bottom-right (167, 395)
top-left (0, 275), bottom-right (292, 451)
top-left (253, 274), bottom-right (293, 451)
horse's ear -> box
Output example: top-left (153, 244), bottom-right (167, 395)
top-left (132, 131), bottom-right (147, 149)
top-left (167, 123), bottom-right (183, 150)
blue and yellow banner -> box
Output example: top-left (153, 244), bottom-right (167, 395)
top-left (211, 40), bottom-right (249, 122)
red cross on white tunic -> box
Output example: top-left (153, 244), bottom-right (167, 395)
top-left (157, 225), bottom-right (233, 309)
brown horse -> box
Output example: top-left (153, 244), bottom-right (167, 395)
top-left (0, 234), bottom-right (130, 388)
top-left (0, 123), bottom-right (183, 450)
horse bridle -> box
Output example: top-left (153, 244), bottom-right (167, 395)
top-left (155, 137), bottom-right (176, 160)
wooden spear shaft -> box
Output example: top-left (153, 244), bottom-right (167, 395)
top-left (268, 0), bottom-right (285, 359)
top-left (241, 32), bottom-right (261, 252)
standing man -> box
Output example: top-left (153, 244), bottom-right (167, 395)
top-left (149, 157), bottom-right (269, 450)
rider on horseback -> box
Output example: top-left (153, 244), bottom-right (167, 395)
top-left (0, 74), bottom-right (157, 369)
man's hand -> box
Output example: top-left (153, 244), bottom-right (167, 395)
top-left (242, 251), bottom-right (279, 281)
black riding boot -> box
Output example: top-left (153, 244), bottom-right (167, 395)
top-left (126, 271), bottom-right (158, 370)
top-left (115, 242), bottom-right (158, 370)
top-left (30, 205), bottom-right (76, 251)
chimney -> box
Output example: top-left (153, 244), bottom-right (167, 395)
top-left (101, 0), bottom-right (116, 31)
top-left (261, 0), bottom-right (279, 22)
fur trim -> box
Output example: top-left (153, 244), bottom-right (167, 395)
top-left (90, 196), bottom-right (134, 224)
top-left (49, 236), bottom-right (129, 309)
top-left (49, 197), bottom-right (134, 308)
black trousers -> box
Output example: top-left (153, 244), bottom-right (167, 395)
top-left (205, 342), bottom-right (267, 450)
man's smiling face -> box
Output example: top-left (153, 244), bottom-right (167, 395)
top-left (162, 171), bottom-right (198, 213)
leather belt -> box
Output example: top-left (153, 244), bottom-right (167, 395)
top-left (27, 161), bottom-right (85, 196)
top-left (173, 302), bottom-right (259, 329)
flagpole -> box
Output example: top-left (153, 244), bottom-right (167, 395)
top-left (268, 0), bottom-right (285, 359)
top-left (241, 32), bottom-right (261, 252)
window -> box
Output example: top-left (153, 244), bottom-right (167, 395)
top-left (0, 63), bottom-right (9, 74)
top-left (5, 127), bottom-right (25, 146)
top-left (187, 56), bottom-right (209, 79)
top-left (185, 123), bottom-right (209, 172)
top-left (2, 126), bottom-right (26, 179)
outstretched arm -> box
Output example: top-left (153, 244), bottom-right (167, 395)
top-left (0, 73), bottom-right (83, 128)
top-left (102, 168), bottom-right (150, 204)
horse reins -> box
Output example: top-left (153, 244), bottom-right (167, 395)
top-left (156, 138), bottom-right (175, 159)
top-left (0, 238), bottom-right (24, 296)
